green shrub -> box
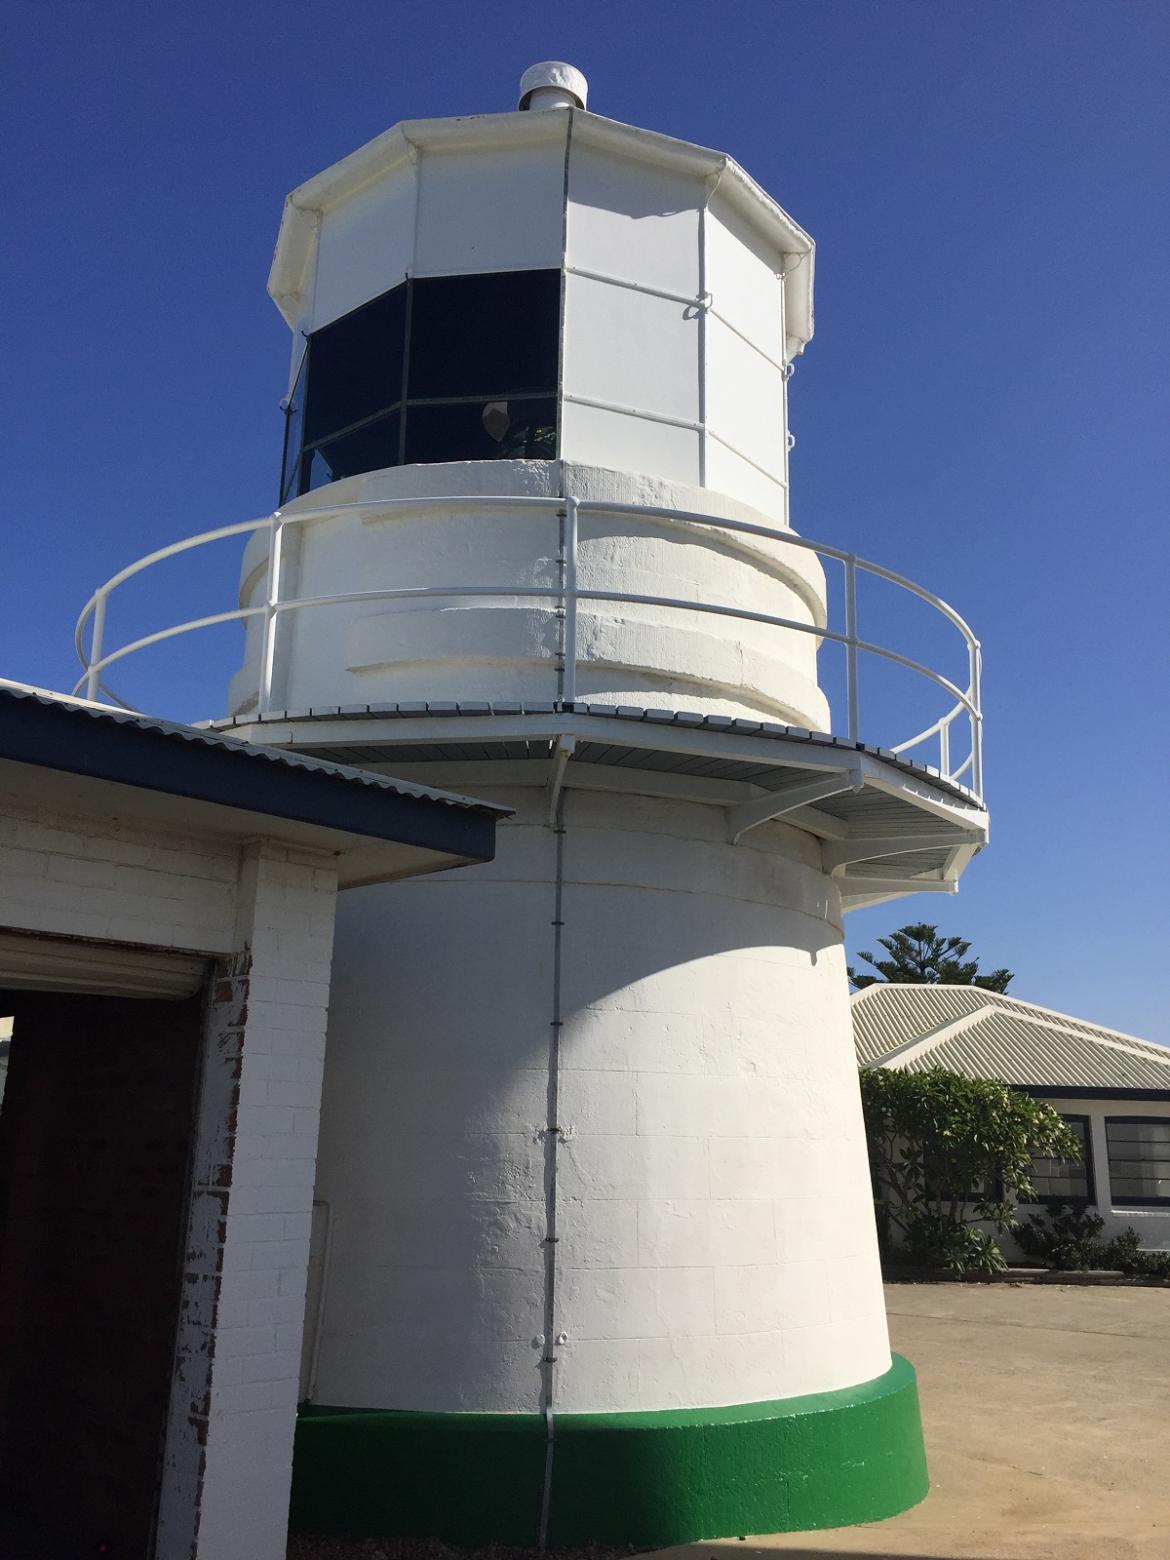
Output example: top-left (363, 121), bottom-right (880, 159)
top-left (1015, 1202), bottom-right (1105, 1270)
top-left (1103, 1228), bottom-right (1170, 1278)
top-left (860, 1066), bottom-right (1083, 1277)
top-left (1014, 1210), bottom-right (1170, 1277)
top-left (902, 1211), bottom-right (1007, 1276)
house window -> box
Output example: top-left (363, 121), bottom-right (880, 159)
top-left (280, 270), bottom-right (560, 500)
top-left (1105, 1117), bottom-right (1170, 1207)
top-left (1027, 1114), bottom-right (1093, 1203)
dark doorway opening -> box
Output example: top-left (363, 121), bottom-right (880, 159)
top-left (0, 987), bottom-right (205, 1558)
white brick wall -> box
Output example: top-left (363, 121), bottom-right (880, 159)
top-left (157, 842), bottom-right (338, 1560)
top-left (0, 790), bottom-right (239, 952)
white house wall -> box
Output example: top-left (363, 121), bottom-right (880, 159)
top-left (1015, 1097), bottom-right (1170, 1254)
top-left (0, 791), bottom-right (343, 1560)
top-left (560, 144), bottom-right (793, 514)
top-left (705, 317), bottom-right (787, 480)
top-left (0, 791), bottom-right (241, 953)
top-left (704, 191), bottom-right (789, 518)
top-left (704, 438), bottom-right (788, 526)
top-left (559, 244), bottom-right (706, 501)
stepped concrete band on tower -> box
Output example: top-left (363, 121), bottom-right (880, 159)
top-left (71, 60), bottom-right (989, 1546)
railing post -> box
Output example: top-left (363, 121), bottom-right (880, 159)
top-left (971, 642), bottom-right (984, 800)
top-left (939, 716), bottom-right (951, 779)
top-left (258, 514), bottom-right (283, 717)
top-left (843, 555), bottom-right (860, 744)
top-left (561, 496), bottom-right (579, 706)
top-left (85, 590), bottom-right (108, 702)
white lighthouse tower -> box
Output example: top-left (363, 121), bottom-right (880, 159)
top-left (77, 62), bottom-right (990, 1548)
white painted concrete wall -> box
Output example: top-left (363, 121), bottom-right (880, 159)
top-left (311, 786), bottom-right (891, 1415)
top-left (230, 461), bottom-right (828, 728)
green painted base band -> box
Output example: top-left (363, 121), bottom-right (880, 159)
top-left (290, 1354), bottom-right (928, 1547)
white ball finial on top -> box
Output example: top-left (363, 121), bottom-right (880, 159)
top-left (517, 60), bottom-right (588, 112)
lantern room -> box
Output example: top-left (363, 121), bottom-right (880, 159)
top-left (268, 79), bottom-right (813, 525)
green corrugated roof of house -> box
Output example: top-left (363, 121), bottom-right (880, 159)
top-left (852, 984), bottom-right (1170, 1094)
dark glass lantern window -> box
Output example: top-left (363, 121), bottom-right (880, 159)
top-left (406, 271), bottom-right (560, 399)
top-left (279, 269), bottom-right (560, 499)
top-left (300, 412), bottom-right (401, 495)
top-left (303, 286), bottom-right (405, 445)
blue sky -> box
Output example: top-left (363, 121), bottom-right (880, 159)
top-left (3, 2), bottom-right (1167, 1038)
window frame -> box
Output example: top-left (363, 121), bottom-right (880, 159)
top-left (1022, 1112), bottom-right (1095, 1207)
top-left (279, 342), bottom-right (310, 505)
top-left (1104, 1114), bottom-right (1170, 1209)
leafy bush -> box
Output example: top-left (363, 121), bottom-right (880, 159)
top-left (859, 1066), bottom-right (1083, 1276)
top-left (1016, 1202), bottom-right (1105, 1269)
top-left (901, 1210), bottom-right (1007, 1276)
top-left (1102, 1228), bottom-right (1142, 1270)
top-left (1103, 1228), bottom-right (1170, 1278)
top-left (1014, 1209), bottom-right (1170, 1277)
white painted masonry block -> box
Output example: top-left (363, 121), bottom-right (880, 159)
top-left (309, 790), bottom-right (890, 1416)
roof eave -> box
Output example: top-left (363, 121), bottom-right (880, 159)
top-left (0, 687), bottom-right (507, 869)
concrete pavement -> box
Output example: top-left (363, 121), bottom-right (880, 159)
top-left (660, 1282), bottom-right (1170, 1560)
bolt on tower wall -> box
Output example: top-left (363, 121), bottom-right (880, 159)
top-left (212, 63), bottom-right (983, 1547)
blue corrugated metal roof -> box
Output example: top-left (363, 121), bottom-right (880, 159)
top-left (0, 683), bottom-right (508, 816)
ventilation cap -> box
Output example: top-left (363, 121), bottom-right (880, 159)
top-left (517, 61), bottom-right (588, 112)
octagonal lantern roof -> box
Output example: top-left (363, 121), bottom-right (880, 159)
top-left (268, 108), bottom-right (815, 356)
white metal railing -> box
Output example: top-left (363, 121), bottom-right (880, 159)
top-left (73, 495), bottom-right (984, 800)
